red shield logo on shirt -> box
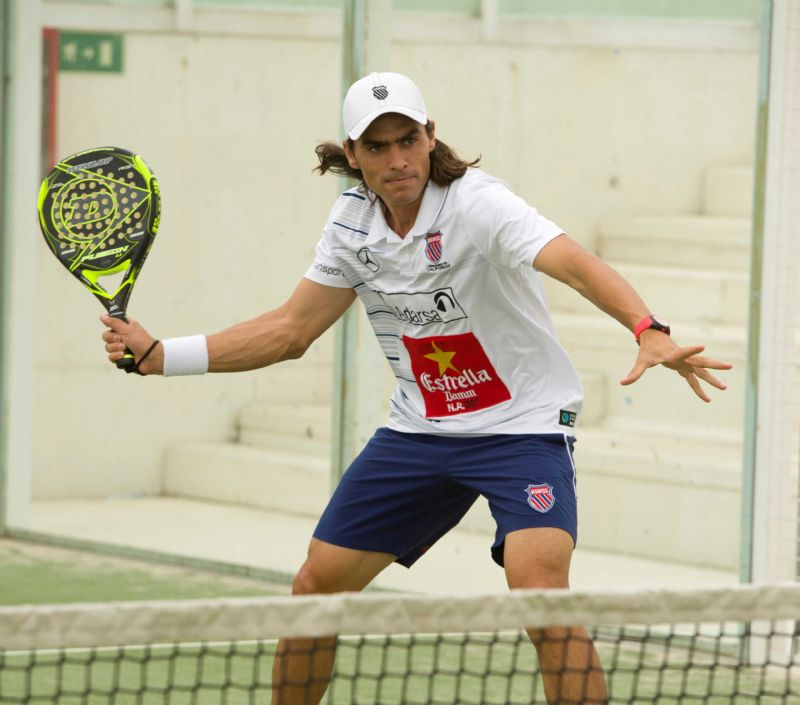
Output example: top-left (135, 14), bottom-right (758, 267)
top-left (526, 483), bottom-right (555, 513)
top-left (424, 231), bottom-right (443, 263)
top-left (402, 332), bottom-right (511, 417)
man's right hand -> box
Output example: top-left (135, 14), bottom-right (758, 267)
top-left (100, 315), bottom-right (164, 376)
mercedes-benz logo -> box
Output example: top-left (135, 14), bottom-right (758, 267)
top-left (357, 247), bottom-right (380, 272)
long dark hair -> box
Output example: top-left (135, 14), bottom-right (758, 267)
top-left (314, 121), bottom-right (480, 190)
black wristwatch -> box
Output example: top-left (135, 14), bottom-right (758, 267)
top-left (633, 314), bottom-right (671, 344)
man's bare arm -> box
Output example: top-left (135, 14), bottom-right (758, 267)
top-left (207, 279), bottom-right (356, 372)
top-left (533, 234), bottom-right (731, 401)
top-left (101, 279), bottom-right (356, 375)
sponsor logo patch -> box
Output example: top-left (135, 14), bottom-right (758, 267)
top-left (424, 231), bottom-right (451, 271)
top-left (525, 483), bottom-right (555, 513)
top-left (357, 247), bottom-right (381, 272)
top-left (424, 231), bottom-right (443, 263)
top-left (313, 263), bottom-right (343, 277)
top-left (374, 287), bottom-right (467, 326)
top-left (372, 85), bottom-right (389, 100)
top-left (402, 332), bottom-right (511, 417)
top-left (559, 410), bottom-right (577, 428)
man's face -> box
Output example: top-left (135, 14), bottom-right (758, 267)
top-left (344, 113), bottom-right (436, 211)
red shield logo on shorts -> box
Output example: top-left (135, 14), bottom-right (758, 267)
top-left (402, 332), bottom-right (511, 417)
top-left (525, 483), bottom-right (555, 513)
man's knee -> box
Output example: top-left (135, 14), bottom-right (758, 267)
top-left (291, 562), bottom-right (334, 596)
top-left (503, 527), bottom-right (575, 589)
top-left (291, 540), bottom-right (396, 595)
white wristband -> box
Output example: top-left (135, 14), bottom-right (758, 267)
top-left (161, 335), bottom-right (209, 376)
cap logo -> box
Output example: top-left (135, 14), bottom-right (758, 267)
top-left (372, 85), bottom-right (389, 100)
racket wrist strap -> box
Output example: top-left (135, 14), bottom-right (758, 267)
top-left (162, 335), bottom-right (209, 376)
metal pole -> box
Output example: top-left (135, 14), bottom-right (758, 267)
top-left (0, 0), bottom-right (12, 533)
top-left (739, 0), bottom-right (773, 585)
top-left (330, 0), bottom-right (365, 487)
top-left (1, 0), bottom-right (41, 530)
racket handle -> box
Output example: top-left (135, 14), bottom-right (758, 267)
top-left (116, 349), bottom-right (138, 373)
top-left (107, 311), bottom-right (136, 372)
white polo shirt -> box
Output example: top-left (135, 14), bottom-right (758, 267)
top-left (304, 168), bottom-right (583, 435)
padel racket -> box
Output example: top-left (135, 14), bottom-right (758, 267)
top-left (37, 146), bottom-right (161, 373)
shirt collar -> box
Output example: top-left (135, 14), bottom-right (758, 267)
top-left (364, 179), bottom-right (449, 246)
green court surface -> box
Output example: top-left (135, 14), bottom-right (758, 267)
top-left (0, 539), bottom-right (283, 606)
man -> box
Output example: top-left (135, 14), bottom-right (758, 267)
top-left (102, 72), bottom-right (731, 704)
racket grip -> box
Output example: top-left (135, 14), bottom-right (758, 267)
top-left (116, 348), bottom-right (138, 373)
top-left (108, 312), bottom-right (137, 373)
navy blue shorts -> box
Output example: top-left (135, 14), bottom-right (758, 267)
top-left (313, 428), bottom-right (578, 568)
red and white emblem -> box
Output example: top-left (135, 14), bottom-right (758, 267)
top-left (402, 332), bottom-right (511, 417)
top-left (525, 483), bottom-right (555, 513)
top-left (424, 231), bottom-right (443, 263)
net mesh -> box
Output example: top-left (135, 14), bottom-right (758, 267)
top-left (1, 584), bottom-right (799, 705)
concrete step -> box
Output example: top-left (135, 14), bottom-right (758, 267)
top-left (575, 423), bottom-right (742, 571)
top-left (252, 357), bottom-right (334, 405)
top-left (234, 318), bottom-right (744, 457)
top-left (236, 373), bottom-right (608, 451)
top-left (447, 422), bottom-right (742, 571)
top-left (163, 442), bottom-right (330, 517)
top-left (544, 262), bottom-right (749, 326)
top-left (598, 215), bottom-right (751, 270)
top-left (703, 166), bottom-right (754, 218)
top-left (26, 497), bottom-right (739, 593)
top-left (162, 422), bottom-right (742, 571)
top-left (234, 313), bottom-right (745, 449)
top-left (238, 402), bottom-right (331, 454)
top-left (553, 311), bottom-right (745, 432)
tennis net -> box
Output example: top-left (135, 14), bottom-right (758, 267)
top-left (1, 582), bottom-right (799, 704)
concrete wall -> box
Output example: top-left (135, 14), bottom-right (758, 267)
top-left (34, 29), bottom-right (342, 497)
top-left (30, 8), bottom-right (758, 499)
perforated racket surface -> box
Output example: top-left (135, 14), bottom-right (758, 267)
top-left (37, 147), bottom-right (161, 373)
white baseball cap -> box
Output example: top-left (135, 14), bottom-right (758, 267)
top-left (343, 72), bottom-right (428, 140)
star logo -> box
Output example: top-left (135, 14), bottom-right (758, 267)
top-left (424, 341), bottom-right (459, 376)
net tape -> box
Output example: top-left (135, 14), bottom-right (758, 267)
top-left (2, 582), bottom-right (800, 650)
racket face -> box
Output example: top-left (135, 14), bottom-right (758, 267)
top-left (37, 146), bottom-right (161, 318)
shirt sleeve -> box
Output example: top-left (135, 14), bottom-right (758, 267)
top-left (303, 227), bottom-right (353, 289)
top-left (462, 176), bottom-right (564, 270)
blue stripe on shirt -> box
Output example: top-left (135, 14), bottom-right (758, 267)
top-left (333, 220), bottom-right (369, 236)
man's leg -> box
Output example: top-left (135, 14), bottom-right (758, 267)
top-left (271, 538), bottom-right (396, 705)
top-left (503, 527), bottom-right (608, 705)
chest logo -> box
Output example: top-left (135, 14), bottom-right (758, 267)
top-left (424, 231), bottom-right (451, 272)
top-left (424, 231), bottom-right (443, 262)
top-left (357, 247), bottom-right (380, 272)
top-left (402, 332), bottom-right (511, 417)
top-left (373, 287), bottom-right (467, 326)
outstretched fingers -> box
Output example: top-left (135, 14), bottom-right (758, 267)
top-left (620, 360), bottom-right (650, 386)
top-left (681, 370), bottom-right (712, 403)
top-left (620, 341), bottom-right (732, 402)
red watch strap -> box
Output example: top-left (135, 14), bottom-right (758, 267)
top-left (634, 315), bottom-right (657, 344)
top-left (634, 314), bottom-right (671, 343)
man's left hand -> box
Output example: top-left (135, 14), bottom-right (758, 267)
top-left (620, 331), bottom-right (732, 403)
